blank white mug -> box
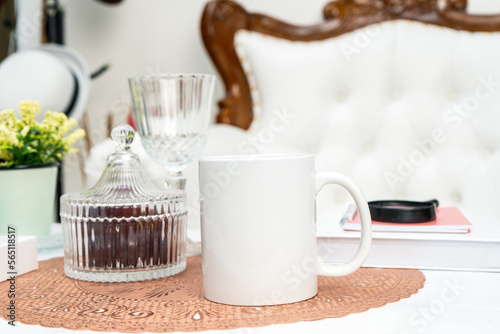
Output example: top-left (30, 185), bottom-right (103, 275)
top-left (199, 154), bottom-right (371, 306)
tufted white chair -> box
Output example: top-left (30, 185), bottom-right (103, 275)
top-left (230, 22), bottom-right (500, 219)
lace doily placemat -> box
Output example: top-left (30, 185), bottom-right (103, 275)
top-left (0, 257), bottom-right (425, 332)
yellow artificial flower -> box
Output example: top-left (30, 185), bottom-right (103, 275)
top-left (0, 108), bottom-right (15, 120)
top-left (20, 126), bottom-right (30, 137)
top-left (0, 101), bottom-right (85, 166)
top-left (50, 133), bottom-right (62, 143)
top-left (0, 124), bottom-right (19, 146)
top-left (57, 117), bottom-right (77, 135)
top-left (0, 109), bottom-right (16, 129)
top-left (0, 150), bottom-right (13, 164)
top-left (64, 128), bottom-right (86, 150)
top-left (19, 100), bottom-right (40, 123)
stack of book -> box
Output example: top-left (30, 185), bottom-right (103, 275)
top-left (318, 205), bottom-right (500, 272)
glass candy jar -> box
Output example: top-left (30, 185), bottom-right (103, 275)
top-left (60, 125), bottom-right (187, 282)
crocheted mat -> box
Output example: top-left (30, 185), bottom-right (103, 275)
top-left (0, 256), bottom-right (425, 332)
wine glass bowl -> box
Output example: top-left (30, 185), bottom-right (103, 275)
top-left (129, 74), bottom-right (215, 189)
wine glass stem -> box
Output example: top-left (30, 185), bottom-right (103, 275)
top-left (165, 170), bottom-right (186, 190)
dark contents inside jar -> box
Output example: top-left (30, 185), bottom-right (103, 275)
top-left (65, 203), bottom-right (186, 271)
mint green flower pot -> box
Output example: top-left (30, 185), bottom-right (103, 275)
top-left (0, 164), bottom-right (58, 236)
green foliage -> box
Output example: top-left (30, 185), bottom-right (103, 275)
top-left (0, 101), bottom-right (85, 167)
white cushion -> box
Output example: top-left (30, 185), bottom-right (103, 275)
top-left (234, 20), bottom-right (500, 219)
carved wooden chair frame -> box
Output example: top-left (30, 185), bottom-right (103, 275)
top-left (201, 0), bottom-right (500, 130)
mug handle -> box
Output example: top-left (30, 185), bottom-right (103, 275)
top-left (316, 172), bottom-right (372, 276)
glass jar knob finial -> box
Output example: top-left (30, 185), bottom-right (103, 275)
top-left (111, 124), bottom-right (135, 152)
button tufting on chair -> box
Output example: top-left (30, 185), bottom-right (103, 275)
top-left (364, 142), bottom-right (374, 152)
top-left (336, 92), bottom-right (347, 102)
top-left (389, 90), bottom-right (400, 101)
top-left (481, 147), bottom-right (492, 158)
top-left (448, 91), bottom-right (458, 101)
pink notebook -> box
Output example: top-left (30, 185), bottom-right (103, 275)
top-left (341, 206), bottom-right (471, 233)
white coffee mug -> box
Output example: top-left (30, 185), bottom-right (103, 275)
top-left (199, 154), bottom-right (371, 306)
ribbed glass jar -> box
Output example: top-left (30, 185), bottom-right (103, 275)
top-left (60, 125), bottom-right (187, 282)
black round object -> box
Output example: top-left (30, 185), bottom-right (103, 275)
top-left (368, 199), bottom-right (439, 223)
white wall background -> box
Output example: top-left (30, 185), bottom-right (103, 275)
top-left (60, 0), bottom-right (500, 192)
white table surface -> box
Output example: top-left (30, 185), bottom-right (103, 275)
top-left (2, 234), bottom-right (500, 334)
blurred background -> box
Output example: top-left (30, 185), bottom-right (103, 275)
top-left (2, 0), bottom-right (500, 194)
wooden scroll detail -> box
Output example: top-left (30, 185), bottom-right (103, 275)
top-left (201, 0), bottom-right (500, 129)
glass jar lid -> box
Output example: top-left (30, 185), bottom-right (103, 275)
top-left (61, 125), bottom-right (185, 220)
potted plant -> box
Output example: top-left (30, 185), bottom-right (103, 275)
top-left (0, 100), bottom-right (85, 236)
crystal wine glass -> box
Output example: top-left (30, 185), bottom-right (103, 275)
top-left (129, 74), bottom-right (215, 255)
